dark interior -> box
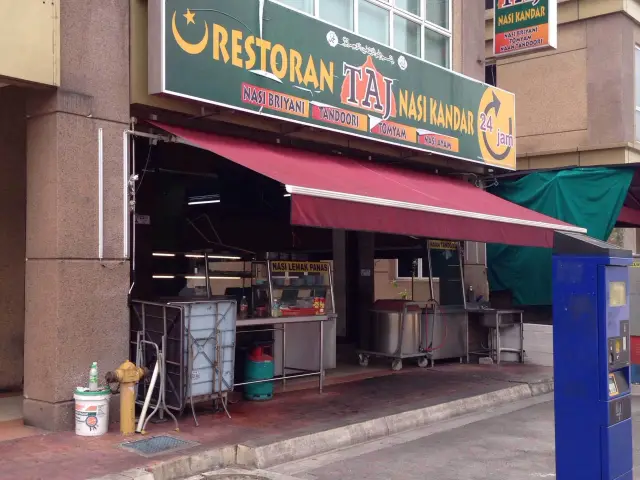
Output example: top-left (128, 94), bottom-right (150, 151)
top-left (130, 137), bottom-right (444, 344)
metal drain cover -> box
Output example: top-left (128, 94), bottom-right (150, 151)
top-left (202, 469), bottom-right (301, 480)
top-left (120, 435), bottom-right (198, 457)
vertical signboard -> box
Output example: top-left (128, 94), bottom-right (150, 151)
top-left (494, 0), bottom-right (557, 56)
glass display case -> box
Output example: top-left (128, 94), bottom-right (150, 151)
top-left (150, 252), bottom-right (334, 320)
top-left (266, 260), bottom-right (334, 318)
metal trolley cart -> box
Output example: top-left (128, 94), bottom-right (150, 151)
top-left (357, 239), bottom-right (472, 370)
top-left (130, 298), bottom-right (237, 426)
top-left (356, 300), bottom-right (430, 371)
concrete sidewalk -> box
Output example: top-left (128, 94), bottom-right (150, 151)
top-left (0, 364), bottom-right (553, 480)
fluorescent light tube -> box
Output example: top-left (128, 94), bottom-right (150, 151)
top-left (188, 199), bottom-right (221, 205)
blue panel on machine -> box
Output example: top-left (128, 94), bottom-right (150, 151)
top-left (601, 419), bottom-right (633, 480)
top-left (552, 231), bottom-right (633, 480)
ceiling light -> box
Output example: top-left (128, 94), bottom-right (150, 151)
top-left (153, 275), bottom-right (175, 279)
top-left (187, 194), bottom-right (220, 206)
top-left (153, 252), bottom-right (176, 257)
top-left (188, 199), bottom-right (221, 205)
top-left (185, 254), bottom-right (241, 260)
top-left (283, 193), bottom-right (291, 197)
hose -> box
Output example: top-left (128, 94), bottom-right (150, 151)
top-left (423, 299), bottom-right (448, 352)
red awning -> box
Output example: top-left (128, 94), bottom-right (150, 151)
top-left (617, 206), bottom-right (640, 227)
top-left (151, 122), bottom-right (585, 248)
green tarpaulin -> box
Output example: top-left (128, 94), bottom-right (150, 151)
top-left (487, 167), bottom-right (633, 306)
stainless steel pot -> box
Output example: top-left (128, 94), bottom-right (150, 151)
top-left (370, 309), bottom-right (421, 355)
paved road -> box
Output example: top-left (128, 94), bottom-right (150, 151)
top-left (267, 394), bottom-right (640, 480)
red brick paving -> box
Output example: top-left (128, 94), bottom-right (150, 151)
top-left (0, 419), bottom-right (44, 443)
top-left (0, 363), bottom-right (552, 480)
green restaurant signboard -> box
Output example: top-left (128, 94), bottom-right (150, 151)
top-left (494, 0), bottom-right (558, 56)
top-left (149, 0), bottom-right (517, 170)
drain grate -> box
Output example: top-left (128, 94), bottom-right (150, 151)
top-left (120, 435), bottom-right (198, 457)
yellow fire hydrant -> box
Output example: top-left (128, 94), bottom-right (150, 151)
top-left (105, 360), bottom-right (147, 435)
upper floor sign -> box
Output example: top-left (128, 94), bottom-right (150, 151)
top-left (149, 0), bottom-right (517, 170)
top-left (494, 0), bottom-right (558, 56)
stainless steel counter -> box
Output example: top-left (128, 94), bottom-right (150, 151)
top-left (467, 309), bottom-right (524, 364)
top-left (424, 306), bottom-right (524, 365)
top-left (235, 314), bottom-right (337, 393)
top-left (236, 315), bottom-right (335, 327)
top-left (424, 306), bottom-right (468, 363)
top-left (358, 303), bottom-right (473, 366)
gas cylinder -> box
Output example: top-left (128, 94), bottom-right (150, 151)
top-left (244, 345), bottom-right (274, 401)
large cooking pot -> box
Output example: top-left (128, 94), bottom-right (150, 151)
top-left (369, 300), bottom-right (422, 355)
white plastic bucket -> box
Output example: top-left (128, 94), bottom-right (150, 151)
top-left (74, 387), bottom-right (111, 436)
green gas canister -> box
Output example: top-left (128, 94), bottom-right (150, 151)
top-left (244, 345), bottom-right (274, 401)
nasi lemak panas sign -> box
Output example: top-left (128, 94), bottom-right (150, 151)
top-left (494, 0), bottom-right (558, 56)
top-left (149, 0), bottom-right (517, 170)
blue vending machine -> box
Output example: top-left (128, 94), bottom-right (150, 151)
top-left (553, 231), bottom-right (633, 480)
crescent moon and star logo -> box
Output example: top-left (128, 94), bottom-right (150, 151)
top-left (477, 88), bottom-right (516, 168)
top-left (172, 9), bottom-right (209, 55)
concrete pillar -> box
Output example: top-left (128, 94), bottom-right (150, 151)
top-left (356, 232), bottom-right (375, 349)
top-left (452, 0), bottom-right (485, 81)
top-left (0, 87), bottom-right (26, 390)
top-left (332, 230), bottom-right (347, 337)
top-left (22, 0), bottom-right (130, 431)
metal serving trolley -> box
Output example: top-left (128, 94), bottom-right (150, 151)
top-left (356, 300), bottom-right (431, 371)
top-left (356, 239), bottom-right (470, 370)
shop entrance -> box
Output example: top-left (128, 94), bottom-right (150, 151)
top-left (127, 119), bottom-right (583, 422)
top-left (129, 134), bottom-right (437, 400)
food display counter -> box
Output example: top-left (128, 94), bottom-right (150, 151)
top-left (147, 251), bottom-right (336, 395)
top-left (235, 256), bottom-right (336, 392)
top-left (235, 314), bottom-right (335, 392)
